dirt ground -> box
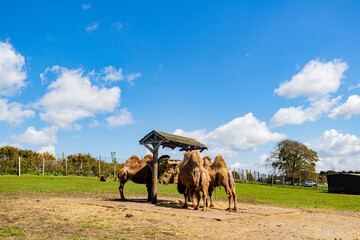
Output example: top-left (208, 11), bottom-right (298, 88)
top-left (0, 193), bottom-right (359, 239)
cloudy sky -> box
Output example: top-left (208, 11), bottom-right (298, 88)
top-left (1, 1), bottom-right (359, 172)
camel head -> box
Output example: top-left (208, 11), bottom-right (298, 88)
top-left (203, 156), bottom-right (212, 168)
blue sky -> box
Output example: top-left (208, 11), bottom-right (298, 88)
top-left (1, 1), bottom-right (360, 172)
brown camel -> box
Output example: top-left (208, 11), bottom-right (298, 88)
top-left (203, 155), bottom-right (237, 211)
top-left (100, 174), bottom-right (110, 182)
top-left (118, 154), bottom-right (153, 201)
top-left (177, 150), bottom-right (210, 211)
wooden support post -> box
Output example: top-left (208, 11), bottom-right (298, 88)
top-left (151, 147), bottom-right (159, 204)
top-left (18, 156), bottom-right (21, 176)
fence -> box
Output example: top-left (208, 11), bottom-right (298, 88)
top-left (0, 146), bottom-right (125, 177)
top-left (230, 168), bottom-right (270, 184)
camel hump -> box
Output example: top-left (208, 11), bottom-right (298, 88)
top-left (125, 155), bottom-right (140, 165)
top-left (189, 150), bottom-right (203, 166)
top-left (212, 155), bottom-right (228, 169)
top-left (141, 154), bottom-right (153, 164)
top-left (203, 156), bottom-right (212, 168)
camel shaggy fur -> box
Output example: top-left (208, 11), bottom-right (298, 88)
top-left (203, 155), bottom-right (237, 211)
top-left (177, 150), bottom-right (210, 211)
top-left (118, 154), bottom-right (153, 201)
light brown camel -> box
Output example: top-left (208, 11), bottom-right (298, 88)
top-left (118, 154), bottom-right (153, 201)
top-left (177, 150), bottom-right (210, 211)
top-left (203, 155), bottom-right (237, 211)
top-left (100, 174), bottom-right (110, 182)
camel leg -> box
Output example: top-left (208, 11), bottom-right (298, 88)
top-left (223, 183), bottom-right (232, 211)
top-left (232, 189), bottom-right (238, 211)
top-left (194, 191), bottom-right (201, 210)
top-left (208, 187), bottom-right (214, 208)
top-left (183, 188), bottom-right (189, 208)
top-left (202, 190), bottom-right (208, 211)
top-left (146, 183), bottom-right (151, 202)
top-left (119, 179), bottom-right (127, 201)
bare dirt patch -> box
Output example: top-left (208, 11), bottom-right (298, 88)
top-left (0, 194), bottom-right (359, 239)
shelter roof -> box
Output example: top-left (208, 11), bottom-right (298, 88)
top-left (139, 130), bottom-right (207, 152)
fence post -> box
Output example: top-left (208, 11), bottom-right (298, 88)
top-left (114, 163), bottom-right (116, 177)
top-left (42, 157), bottom-right (45, 176)
top-left (18, 156), bottom-right (21, 176)
top-left (283, 175), bottom-right (285, 188)
top-left (63, 152), bottom-right (67, 175)
top-left (99, 155), bottom-right (101, 176)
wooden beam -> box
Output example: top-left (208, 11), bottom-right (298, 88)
top-left (143, 143), bottom-right (154, 153)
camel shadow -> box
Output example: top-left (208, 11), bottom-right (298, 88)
top-left (105, 197), bottom-right (192, 210)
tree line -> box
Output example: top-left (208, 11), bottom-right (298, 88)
top-left (0, 146), bottom-right (123, 176)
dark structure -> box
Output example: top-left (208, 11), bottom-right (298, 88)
top-left (327, 173), bottom-right (360, 195)
top-left (139, 130), bottom-right (208, 204)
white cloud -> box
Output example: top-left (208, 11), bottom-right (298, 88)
top-left (270, 95), bottom-right (341, 127)
top-left (86, 22), bottom-right (99, 32)
top-left (127, 73), bottom-right (142, 84)
top-left (0, 41), bottom-right (27, 96)
top-left (174, 113), bottom-right (286, 152)
top-left (349, 83), bottom-right (360, 91)
top-left (308, 129), bottom-right (360, 171)
top-left (89, 119), bottom-right (99, 128)
top-left (102, 66), bottom-right (124, 82)
top-left (275, 59), bottom-right (348, 100)
top-left (37, 145), bottom-right (56, 155)
top-left (206, 147), bottom-right (238, 159)
top-left (82, 3), bottom-right (91, 10)
top-left (173, 129), bottom-right (207, 143)
top-left (0, 98), bottom-right (35, 124)
top-left (12, 126), bottom-right (58, 146)
top-left (38, 66), bottom-right (121, 130)
top-left (329, 95), bottom-right (360, 119)
top-left (206, 113), bottom-right (286, 151)
top-left (111, 22), bottom-right (123, 30)
top-left (106, 108), bottom-right (134, 127)
top-left (101, 66), bottom-right (141, 84)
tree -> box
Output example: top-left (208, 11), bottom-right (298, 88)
top-left (266, 140), bottom-right (318, 184)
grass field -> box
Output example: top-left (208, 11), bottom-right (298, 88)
top-left (0, 175), bottom-right (359, 211)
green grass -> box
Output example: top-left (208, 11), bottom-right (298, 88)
top-left (0, 175), bottom-right (359, 211)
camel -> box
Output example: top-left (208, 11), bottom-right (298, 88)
top-left (100, 174), bottom-right (110, 182)
top-left (177, 150), bottom-right (210, 211)
top-left (203, 155), bottom-right (237, 211)
top-left (118, 154), bottom-right (153, 201)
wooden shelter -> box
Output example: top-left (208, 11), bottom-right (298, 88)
top-left (139, 130), bottom-right (208, 204)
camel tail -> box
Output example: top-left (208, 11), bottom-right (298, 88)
top-left (177, 179), bottom-right (186, 194)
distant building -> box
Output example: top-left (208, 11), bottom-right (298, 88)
top-left (327, 173), bottom-right (360, 195)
